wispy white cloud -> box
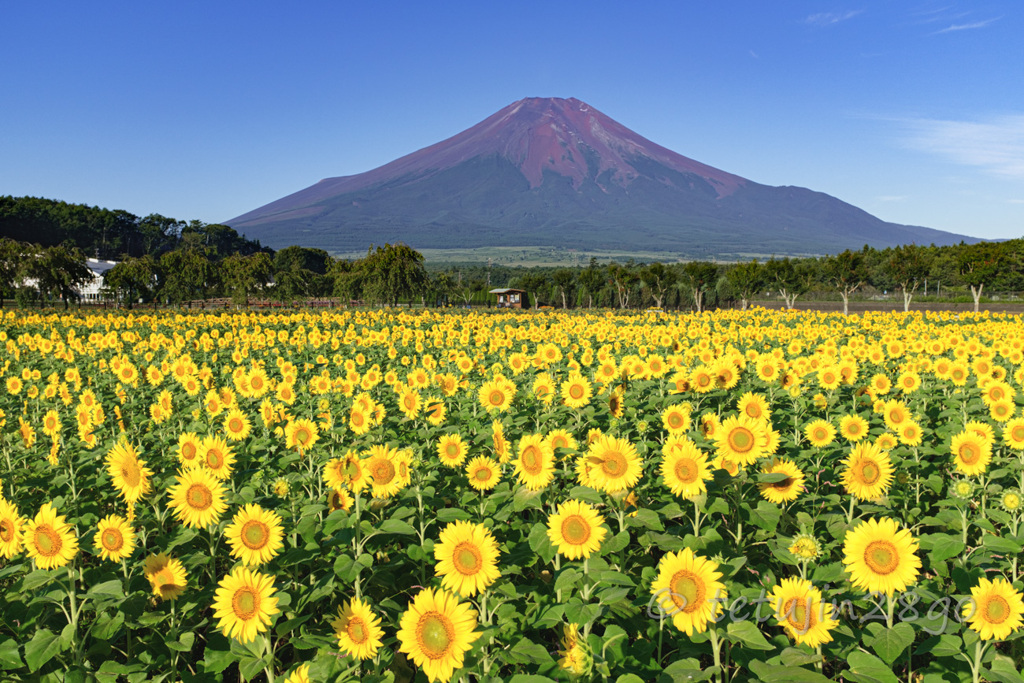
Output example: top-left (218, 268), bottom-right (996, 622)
top-left (934, 17), bottom-right (1001, 33)
top-left (901, 115), bottom-right (1024, 180)
top-left (1008, 199), bottom-right (1024, 204)
top-left (805, 10), bottom-right (862, 27)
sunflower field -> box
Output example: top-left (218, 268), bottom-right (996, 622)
top-left (2, 307), bottom-right (1024, 683)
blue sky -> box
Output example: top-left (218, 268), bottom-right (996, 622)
top-left (2, 1), bottom-right (1022, 240)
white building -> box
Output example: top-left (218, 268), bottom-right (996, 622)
top-left (81, 258), bottom-right (118, 301)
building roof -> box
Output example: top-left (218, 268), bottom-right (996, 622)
top-left (488, 288), bottom-right (526, 294)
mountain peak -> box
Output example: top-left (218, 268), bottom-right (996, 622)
top-left (227, 98), bottom-right (976, 257)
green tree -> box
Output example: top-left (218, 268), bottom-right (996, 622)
top-left (606, 261), bottom-right (639, 309)
top-left (357, 243), bottom-right (429, 306)
top-left (955, 241), bottom-right (1006, 313)
top-left (158, 248), bottom-right (217, 304)
top-left (724, 259), bottom-right (764, 311)
top-left (822, 249), bottom-right (867, 315)
top-left (551, 269), bottom-right (577, 309)
top-left (681, 261), bottom-right (719, 312)
top-left (221, 252), bottom-right (274, 306)
top-left (26, 242), bottom-right (93, 308)
top-left (272, 246), bottom-right (333, 301)
top-left (577, 258), bottom-right (605, 309)
top-left (103, 255), bottom-right (159, 307)
top-left (765, 257), bottom-right (813, 309)
top-left (0, 238), bottom-right (28, 307)
top-left (882, 244), bottom-right (932, 312)
top-left (639, 262), bottom-right (677, 309)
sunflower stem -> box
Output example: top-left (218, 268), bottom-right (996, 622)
top-left (709, 627), bottom-right (724, 683)
top-left (846, 496), bottom-right (857, 526)
top-left (970, 639), bottom-right (987, 683)
top-left (263, 633), bottom-right (276, 683)
top-left (885, 592), bottom-right (896, 629)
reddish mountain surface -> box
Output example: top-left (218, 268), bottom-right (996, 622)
top-left (227, 97), bottom-right (975, 256)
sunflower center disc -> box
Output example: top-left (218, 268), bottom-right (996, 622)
top-left (864, 540), bottom-right (899, 575)
top-left (187, 484), bottom-right (213, 511)
top-left (182, 444), bottom-right (196, 460)
top-left (474, 468), bottom-right (491, 481)
top-left (521, 447), bottom-right (542, 474)
top-left (230, 419), bottom-right (243, 432)
top-left (562, 515), bottom-right (591, 545)
top-left (34, 526), bottom-right (60, 556)
top-left (602, 452), bottom-right (625, 477)
top-left (1, 520), bottom-right (15, 542)
top-left (773, 477), bottom-right (794, 490)
top-left (454, 542), bottom-right (482, 574)
top-left (242, 520), bottom-right (269, 549)
top-left (122, 460), bottom-right (142, 487)
top-left (729, 428), bottom-right (753, 453)
top-left (675, 459), bottom-right (696, 484)
top-left (103, 530), bottom-right (123, 551)
top-left (445, 445), bottom-right (459, 458)
top-left (207, 450), bottom-right (224, 469)
top-left (489, 391), bottom-right (504, 406)
top-left (232, 587), bottom-right (259, 620)
top-left (985, 596), bottom-right (1010, 623)
top-left (347, 617), bottom-right (368, 644)
top-left (670, 570), bottom-right (705, 613)
top-left (783, 597), bottom-right (814, 631)
top-left (570, 385), bottom-right (585, 399)
top-left (372, 460), bottom-right (396, 485)
top-left (418, 612), bottom-right (453, 658)
top-left (960, 445), bottom-right (979, 465)
top-left (859, 462), bottom-right (880, 485)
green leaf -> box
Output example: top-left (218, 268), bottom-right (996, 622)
top-left (725, 620), bottom-right (773, 650)
top-left (750, 500), bottom-right (781, 532)
top-left (24, 628), bottom-right (65, 673)
top-left (845, 651), bottom-right (900, 683)
top-left (616, 675), bottom-right (647, 683)
top-left (986, 654), bottom-right (1024, 683)
top-left (627, 508), bottom-right (664, 531)
top-left (506, 638), bottom-right (555, 665)
top-left (865, 622), bottom-right (915, 665)
top-left (921, 533), bottom-right (965, 562)
top-left (376, 519), bottom-right (416, 535)
top-left (915, 634), bottom-right (962, 658)
top-left (507, 676), bottom-right (558, 683)
top-left (555, 568), bottom-right (582, 594)
top-left (748, 660), bottom-right (831, 683)
top-left (0, 638), bottom-right (24, 670)
top-left (91, 610), bottom-right (126, 641)
top-left (780, 647), bottom-right (822, 667)
top-left (603, 530), bottom-right (631, 554)
top-left (983, 535), bottom-right (1023, 554)
top-left (86, 579), bottom-right (125, 599)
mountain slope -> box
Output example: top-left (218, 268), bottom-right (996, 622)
top-left (227, 97), bottom-right (976, 256)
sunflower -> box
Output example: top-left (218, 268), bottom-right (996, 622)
top-left (24, 502), bottom-right (78, 570)
top-left (213, 567), bottom-right (280, 643)
top-left (842, 517), bottom-right (921, 595)
top-left (1001, 490), bottom-right (1022, 514)
top-left (348, 405), bottom-right (371, 435)
top-left (176, 432), bottom-right (202, 466)
top-left (951, 430), bottom-right (992, 476)
top-left (398, 388), bottom-right (422, 419)
top-left (105, 439), bottom-right (153, 504)
top-left (788, 533), bottom-right (821, 561)
top-left (93, 514), bottom-right (136, 562)
top-left (434, 520), bottom-right (501, 597)
top-left (437, 434), bottom-right (468, 468)
top-left (1004, 418), bottom-right (1024, 450)
top-left (425, 396), bottom-right (447, 426)
top-left (557, 623), bottom-right (591, 676)
top-left (561, 372), bottom-right (593, 409)
top-left (363, 444), bottom-right (405, 498)
top-left (607, 388), bottom-right (625, 418)
top-left (758, 458), bottom-right (805, 504)
top-left (770, 577), bottom-right (839, 647)
top-left (581, 435), bottom-right (642, 493)
top-left (546, 499), bottom-right (607, 560)
top-left (199, 435), bottom-right (236, 480)
top-left (804, 419), bottom-right (836, 448)
top-left (143, 552), bottom-right (188, 601)
top-left (841, 441), bottom-right (893, 501)
top-left (989, 399), bottom-right (1016, 423)
top-left (661, 404), bottom-right (693, 435)
top-left (328, 488), bottom-right (353, 513)
top-left (223, 409), bottom-right (252, 441)
top-left (167, 467), bottom-right (228, 529)
top-left (532, 373), bottom-right (556, 404)
top-left (41, 409), bottom-right (61, 438)
top-left (660, 436), bottom-right (713, 499)
top-left (964, 577), bottom-right (1024, 640)
top-left (514, 434), bottom-right (555, 491)
top-left (285, 418), bottom-right (320, 453)
top-left (736, 392), bottom-right (771, 421)
top-left (898, 420), bottom-right (923, 447)
top-left (0, 498), bottom-right (24, 559)
top-left (397, 587), bottom-right (481, 683)
top-left (462, 457), bottom-right (498, 492)
top-left (323, 456), bottom-right (350, 491)
top-left (650, 548), bottom-right (726, 636)
top-left (282, 665), bottom-right (310, 683)
top-left (333, 597), bottom-right (385, 660)
top-left (224, 504), bottom-right (285, 566)
top-left (714, 415), bottom-right (766, 466)
top-left (478, 379), bottom-right (513, 413)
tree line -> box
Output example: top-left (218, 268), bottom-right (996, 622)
top-left (1, 196), bottom-right (1022, 312)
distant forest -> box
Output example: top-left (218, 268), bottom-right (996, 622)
top-left (1, 195), bottom-right (1023, 313)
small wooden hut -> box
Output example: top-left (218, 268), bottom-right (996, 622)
top-left (489, 288), bottom-right (527, 309)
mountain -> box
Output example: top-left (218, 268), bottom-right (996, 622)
top-left (227, 97), bottom-right (976, 257)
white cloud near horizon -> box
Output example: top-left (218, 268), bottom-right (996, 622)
top-left (902, 115), bottom-right (1024, 181)
top-left (935, 17), bottom-right (1001, 33)
top-left (805, 10), bottom-right (862, 26)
